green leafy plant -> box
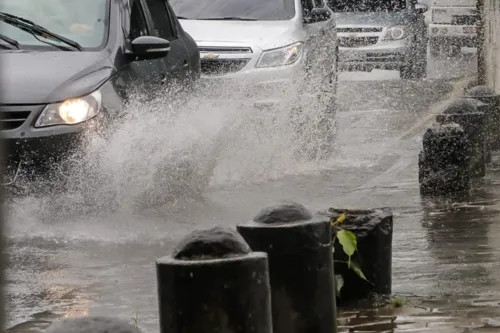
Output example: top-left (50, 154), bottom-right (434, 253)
top-left (391, 296), bottom-right (406, 308)
top-left (331, 213), bottom-right (372, 296)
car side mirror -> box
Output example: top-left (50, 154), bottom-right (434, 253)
top-left (305, 7), bottom-right (332, 24)
top-left (126, 36), bottom-right (170, 62)
top-left (415, 3), bottom-right (428, 13)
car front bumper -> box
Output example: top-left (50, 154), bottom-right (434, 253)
top-left (198, 55), bottom-right (308, 106)
top-left (0, 104), bottom-right (101, 168)
top-left (338, 38), bottom-right (411, 72)
top-left (429, 24), bottom-right (477, 46)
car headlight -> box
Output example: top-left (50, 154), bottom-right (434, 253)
top-left (35, 90), bottom-right (102, 128)
top-left (382, 26), bottom-right (408, 41)
top-left (256, 42), bottom-right (304, 68)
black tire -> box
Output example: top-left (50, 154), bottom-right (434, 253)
top-left (400, 60), bottom-right (427, 80)
top-left (442, 43), bottom-right (461, 57)
top-left (400, 41), bottom-right (427, 80)
top-left (413, 49), bottom-right (428, 79)
top-left (430, 39), bottom-right (441, 58)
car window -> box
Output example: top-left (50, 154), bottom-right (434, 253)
top-left (0, 0), bottom-right (109, 49)
top-left (144, 0), bottom-right (175, 40)
top-left (130, 0), bottom-right (149, 40)
top-left (170, 0), bottom-right (296, 21)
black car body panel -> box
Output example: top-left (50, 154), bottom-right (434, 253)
top-left (0, 0), bottom-right (201, 180)
top-left (2, 50), bottom-right (115, 104)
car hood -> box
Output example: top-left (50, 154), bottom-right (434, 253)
top-left (0, 50), bottom-right (115, 105)
top-left (334, 11), bottom-right (410, 28)
top-left (179, 20), bottom-right (306, 51)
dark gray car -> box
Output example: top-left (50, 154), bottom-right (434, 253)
top-left (329, 0), bottom-right (428, 79)
top-left (0, 0), bottom-right (201, 185)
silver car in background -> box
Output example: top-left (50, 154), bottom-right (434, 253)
top-left (330, 0), bottom-right (428, 79)
top-left (170, 0), bottom-right (339, 110)
top-left (429, 0), bottom-right (477, 57)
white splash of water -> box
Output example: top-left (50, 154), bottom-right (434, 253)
top-left (5, 76), bottom-right (337, 241)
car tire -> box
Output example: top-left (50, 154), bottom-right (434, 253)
top-left (430, 38), bottom-right (441, 58)
top-left (400, 40), bottom-right (428, 80)
top-left (442, 42), bottom-right (461, 57)
top-left (413, 49), bottom-right (428, 79)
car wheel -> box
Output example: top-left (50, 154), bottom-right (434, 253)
top-left (442, 42), bottom-right (461, 57)
top-left (400, 64), bottom-right (413, 80)
top-left (430, 39), bottom-right (441, 58)
top-left (401, 43), bottom-right (427, 80)
top-left (413, 48), bottom-right (428, 79)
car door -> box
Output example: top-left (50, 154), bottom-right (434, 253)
top-left (164, 0), bottom-right (200, 81)
top-left (143, 0), bottom-right (191, 86)
top-left (125, 0), bottom-right (168, 99)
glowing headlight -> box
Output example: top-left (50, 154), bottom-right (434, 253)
top-left (382, 26), bottom-right (408, 41)
top-left (256, 42), bottom-right (304, 68)
top-left (35, 90), bottom-right (102, 127)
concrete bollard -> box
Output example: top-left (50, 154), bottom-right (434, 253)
top-left (317, 207), bottom-right (393, 303)
top-left (419, 122), bottom-right (470, 195)
top-left (237, 202), bottom-right (337, 333)
top-left (465, 85), bottom-right (500, 151)
top-left (156, 227), bottom-right (273, 333)
top-left (44, 316), bottom-right (141, 333)
top-left (436, 98), bottom-right (487, 177)
top-left (461, 97), bottom-right (492, 163)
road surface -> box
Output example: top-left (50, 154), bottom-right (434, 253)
top-left (8, 49), bottom-right (498, 333)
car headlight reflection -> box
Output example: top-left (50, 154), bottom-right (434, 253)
top-left (35, 90), bottom-right (102, 127)
top-left (256, 42), bottom-right (304, 68)
top-left (382, 26), bottom-right (408, 41)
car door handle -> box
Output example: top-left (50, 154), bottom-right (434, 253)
top-left (160, 73), bottom-right (167, 84)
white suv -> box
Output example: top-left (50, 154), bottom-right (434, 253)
top-left (170, 0), bottom-right (339, 110)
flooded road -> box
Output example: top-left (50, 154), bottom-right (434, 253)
top-left (7, 50), bottom-right (500, 333)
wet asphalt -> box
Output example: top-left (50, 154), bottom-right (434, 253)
top-left (7, 48), bottom-right (499, 333)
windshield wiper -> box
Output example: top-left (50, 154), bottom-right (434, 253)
top-left (0, 33), bottom-right (20, 49)
top-left (0, 12), bottom-right (83, 51)
top-left (198, 17), bottom-right (258, 21)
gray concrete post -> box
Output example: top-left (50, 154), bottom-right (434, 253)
top-left (156, 227), bottom-right (273, 333)
top-left (237, 202), bottom-right (337, 333)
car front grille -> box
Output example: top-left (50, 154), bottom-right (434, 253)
top-left (338, 36), bottom-right (379, 48)
top-left (336, 27), bottom-right (383, 33)
top-left (0, 106), bottom-right (33, 131)
top-left (199, 46), bottom-right (253, 54)
top-left (451, 15), bottom-right (477, 25)
top-left (201, 59), bottom-right (250, 76)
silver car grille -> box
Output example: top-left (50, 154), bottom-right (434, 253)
top-left (198, 46), bottom-right (253, 75)
top-left (0, 105), bottom-right (34, 131)
top-left (338, 36), bottom-right (379, 48)
top-left (200, 58), bottom-right (251, 76)
top-left (198, 46), bottom-right (253, 54)
top-left (451, 15), bottom-right (477, 25)
top-left (336, 27), bottom-right (383, 33)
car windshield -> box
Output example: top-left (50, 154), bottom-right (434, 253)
top-left (170, 0), bottom-right (296, 21)
top-left (0, 0), bottom-right (109, 49)
top-left (328, 0), bottom-right (407, 12)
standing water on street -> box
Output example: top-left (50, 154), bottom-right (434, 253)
top-left (3, 0), bottom-right (500, 332)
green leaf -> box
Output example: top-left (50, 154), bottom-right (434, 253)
top-left (337, 229), bottom-right (357, 267)
top-left (335, 274), bottom-right (344, 295)
top-left (350, 260), bottom-right (373, 285)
